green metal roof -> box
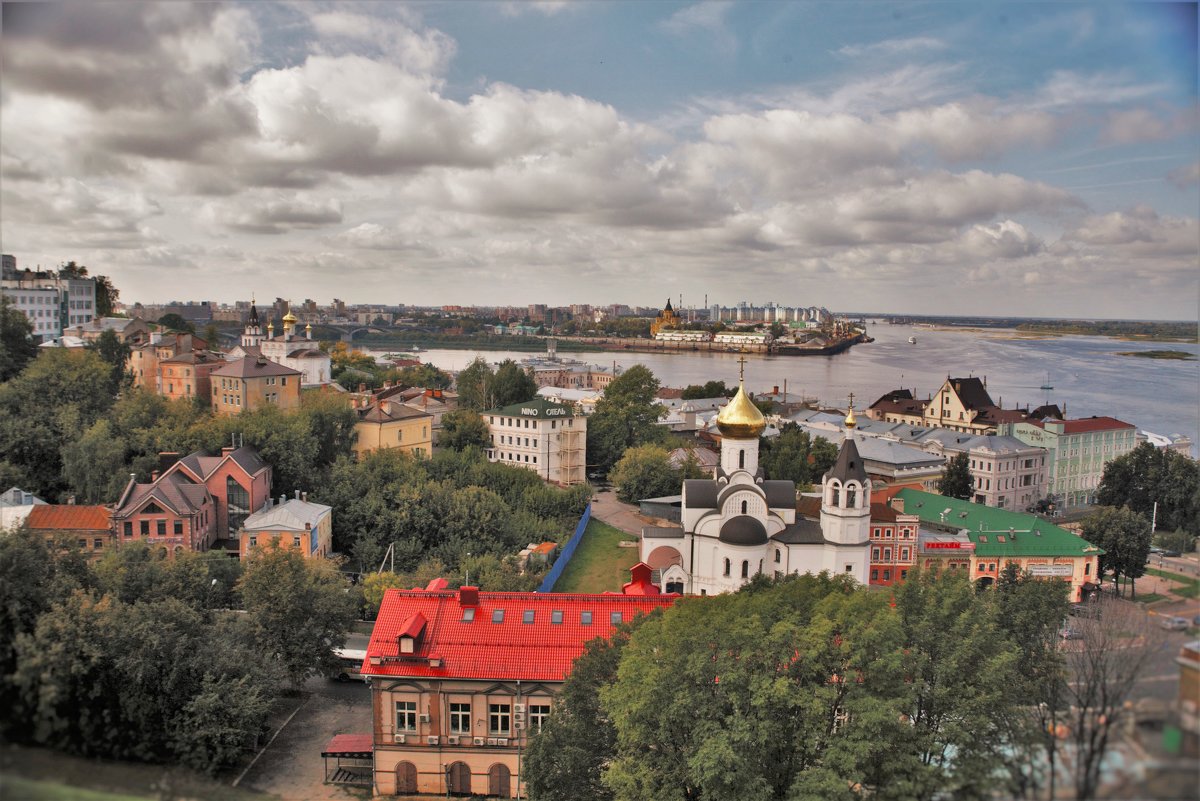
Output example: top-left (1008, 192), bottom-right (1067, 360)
top-left (487, 397), bottom-right (576, 418)
top-left (895, 489), bottom-right (1103, 558)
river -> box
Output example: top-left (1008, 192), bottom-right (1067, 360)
top-left (367, 324), bottom-right (1200, 455)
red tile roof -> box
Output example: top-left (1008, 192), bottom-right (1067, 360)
top-left (365, 585), bottom-right (677, 683)
top-left (26, 504), bottom-right (112, 531)
top-left (1053, 417), bottom-right (1135, 434)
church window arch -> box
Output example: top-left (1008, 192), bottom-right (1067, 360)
top-left (831, 483), bottom-right (840, 507)
top-left (741, 500), bottom-right (748, 514)
top-left (741, 561), bottom-right (749, 579)
top-left (774, 549), bottom-right (781, 563)
top-left (846, 485), bottom-right (857, 508)
top-left (739, 449), bottom-right (745, 469)
top-left (723, 558), bottom-right (731, 577)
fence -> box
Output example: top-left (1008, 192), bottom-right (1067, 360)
top-left (537, 503), bottom-right (591, 593)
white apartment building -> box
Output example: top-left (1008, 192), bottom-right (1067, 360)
top-left (484, 398), bottom-right (586, 486)
top-left (915, 431), bottom-right (1048, 511)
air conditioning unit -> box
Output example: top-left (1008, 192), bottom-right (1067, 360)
top-left (419, 713), bottom-right (430, 723)
top-left (473, 737), bottom-right (486, 746)
top-left (426, 736), bottom-right (439, 746)
top-left (486, 738), bottom-right (498, 746)
top-left (514, 703), bottom-right (526, 713)
top-left (446, 736), bottom-right (460, 745)
top-left (393, 734), bottom-right (406, 744)
top-left (513, 712), bottom-right (525, 723)
top-left (497, 738), bottom-right (509, 746)
top-left (514, 721), bottom-right (525, 731)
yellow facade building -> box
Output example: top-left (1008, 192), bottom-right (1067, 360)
top-left (210, 355), bottom-right (301, 416)
top-left (353, 400), bottom-right (434, 459)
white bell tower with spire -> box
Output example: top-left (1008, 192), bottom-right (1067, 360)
top-left (819, 395), bottom-right (872, 580)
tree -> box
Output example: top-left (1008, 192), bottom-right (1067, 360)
top-left (238, 542), bottom-right (358, 687)
top-left (299, 390), bottom-right (358, 468)
top-left (485, 359), bottom-right (538, 408)
top-left (525, 629), bottom-right (637, 801)
top-left (61, 419), bottom-right (128, 503)
top-left (455, 357), bottom-right (493, 411)
top-left (202, 322), bottom-right (220, 348)
top-left (86, 328), bottom-right (131, 393)
top-left (93, 274), bottom-right (119, 318)
top-left (759, 423), bottom-right (837, 487)
top-left (586, 365), bottom-right (668, 474)
top-left (680, 380), bottom-right (732, 400)
top-left (937, 453), bottom-right (974, 500)
top-left (393, 362), bottom-right (452, 390)
top-left (1155, 528), bottom-right (1197, 554)
top-left (1, 294), bottom-right (38, 381)
top-left (156, 312), bottom-right (195, 333)
top-left (57, 260), bottom-right (88, 278)
top-left (1080, 506), bottom-right (1152, 598)
top-left (1060, 596), bottom-right (1166, 800)
top-left (609, 444), bottom-right (695, 504)
top-left (439, 409), bottom-right (492, 451)
top-left (1096, 442), bottom-right (1200, 536)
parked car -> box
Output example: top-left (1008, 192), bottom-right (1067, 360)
top-left (1159, 616), bottom-right (1191, 631)
top-left (1148, 546), bottom-right (1164, 554)
top-left (1161, 549), bottom-right (1182, 558)
top-left (1069, 603), bottom-right (1100, 619)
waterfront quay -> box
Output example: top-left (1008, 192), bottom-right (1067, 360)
top-left (550, 333), bottom-right (864, 356)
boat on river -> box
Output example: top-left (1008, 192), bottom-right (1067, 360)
top-left (908, 336), bottom-right (917, 344)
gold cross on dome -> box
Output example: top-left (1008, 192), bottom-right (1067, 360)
top-left (738, 354), bottom-right (747, 383)
top-left (848, 392), bottom-right (855, 410)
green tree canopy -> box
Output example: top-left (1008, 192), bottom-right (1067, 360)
top-left (455, 356), bottom-right (493, 411)
top-left (485, 359), bottom-right (538, 409)
top-left (1, 294), bottom-right (38, 381)
top-left (759, 423), bottom-right (837, 488)
top-left (681, 380), bottom-right (733, 400)
top-left (155, 313), bottom-right (195, 334)
top-left (609, 444), bottom-right (706, 504)
top-left (586, 365), bottom-right (668, 474)
top-left (1080, 506), bottom-right (1152, 597)
top-left (439, 408), bottom-right (492, 451)
top-left (238, 543), bottom-right (358, 687)
top-left (937, 452), bottom-right (973, 500)
top-left (1096, 442), bottom-right (1200, 536)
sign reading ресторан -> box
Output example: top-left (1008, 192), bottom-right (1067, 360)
top-left (522, 407), bottom-right (567, 417)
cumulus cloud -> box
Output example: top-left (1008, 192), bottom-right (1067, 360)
top-left (835, 36), bottom-right (947, 58)
top-left (1168, 161), bottom-right (1200, 189)
top-left (1064, 206), bottom-right (1198, 259)
top-left (960, 221), bottom-right (1045, 259)
top-left (661, 1), bottom-right (738, 56)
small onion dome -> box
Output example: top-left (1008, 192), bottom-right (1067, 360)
top-left (305, 322), bottom-right (312, 330)
top-left (282, 310), bottom-right (297, 324)
top-left (845, 406), bottom-right (857, 429)
top-left (719, 516), bottom-right (768, 546)
top-left (716, 383), bottom-right (766, 439)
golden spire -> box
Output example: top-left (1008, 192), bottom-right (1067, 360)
top-left (845, 392), bottom-right (857, 429)
top-left (716, 357), bottom-right (766, 439)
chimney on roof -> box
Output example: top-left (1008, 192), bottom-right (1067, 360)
top-left (890, 496), bottom-right (905, 513)
top-left (257, 355), bottom-right (267, 365)
top-left (294, 489), bottom-right (300, 500)
top-left (222, 446), bottom-right (235, 457)
top-left (151, 470), bottom-right (160, 482)
top-left (279, 494), bottom-right (286, 505)
top-left (301, 491), bottom-right (307, 502)
top-left (458, 586), bottom-right (480, 607)
top-left (158, 451), bottom-right (181, 473)
top-left (66, 495), bottom-right (76, 505)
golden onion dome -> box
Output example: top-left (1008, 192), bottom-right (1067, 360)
top-left (716, 383), bottom-right (766, 439)
top-left (282, 309), bottom-right (297, 324)
top-left (845, 405), bottom-right (857, 429)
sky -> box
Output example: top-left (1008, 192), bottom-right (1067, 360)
top-left (1, 1), bottom-right (1196, 318)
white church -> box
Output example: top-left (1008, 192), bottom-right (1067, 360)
top-left (640, 367), bottom-right (871, 595)
top-left (226, 301), bottom-right (332, 387)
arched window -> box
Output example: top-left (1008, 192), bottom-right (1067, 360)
top-left (774, 549), bottom-right (781, 563)
top-left (723, 558), bottom-right (731, 577)
top-left (741, 500), bottom-right (748, 514)
top-left (831, 486), bottom-right (840, 507)
top-left (739, 449), bottom-right (745, 469)
top-left (847, 486), bottom-right (857, 508)
top-left (741, 560), bottom-right (749, 578)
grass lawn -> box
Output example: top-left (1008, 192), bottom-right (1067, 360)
top-left (1145, 568), bottom-right (1200, 598)
top-left (552, 518), bottom-right (640, 594)
top-left (0, 746), bottom-right (277, 801)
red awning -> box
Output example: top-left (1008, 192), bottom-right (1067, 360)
top-left (321, 734), bottom-right (374, 758)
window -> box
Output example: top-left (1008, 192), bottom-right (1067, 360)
top-left (529, 704), bottom-right (551, 732)
top-left (396, 701), bottom-right (417, 732)
top-left (462, 608), bottom-right (475, 622)
top-left (723, 558), bottom-right (730, 577)
top-left (93, 538), bottom-right (103, 549)
top-left (847, 487), bottom-right (856, 507)
top-left (883, 548), bottom-right (891, 562)
top-left (551, 610), bottom-right (563, 624)
top-left (124, 522), bottom-right (132, 538)
top-left (78, 539), bottom-right (87, 550)
top-left (739, 449), bottom-right (745, 469)
top-left (883, 569), bottom-right (891, 582)
top-left (741, 560), bottom-right (749, 578)
top-left (610, 612), bottom-right (622, 625)
top-left (156, 520), bottom-right (166, 536)
top-left (227, 477), bottom-right (251, 533)
top-left (845, 564), bottom-right (853, 573)
top-left (901, 548), bottom-right (909, 561)
top-left (831, 487), bottom-right (840, 506)
top-left (523, 610), bottom-right (535, 624)
top-left (489, 703), bottom-right (511, 734)
top-left (293, 535), bottom-right (301, 547)
top-left (249, 535), bottom-right (257, 547)
top-left (581, 611), bottom-right (593, 625)
top-left (774, 549), bottom-right (780, 563)
top-left (900, 569), bottom-right (908, 580)
top-left (492, 610), bottom-right (505, 623)
top-left (174, 520), bottom-right (183, 536)
top-left (1084, 562), bottom-right (1091, 575)
top-left (450, 703), bottom-right (471, 734)
top-left (872, 547), bottom-right (880, 560)
top-left (871, 569), bottom-right (879, 581)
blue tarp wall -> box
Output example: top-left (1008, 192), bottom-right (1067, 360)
top-left (537, 503), bottom-right (591, 593)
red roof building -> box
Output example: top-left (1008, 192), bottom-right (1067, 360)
top-left (25, 504), bottom-right (114, 560)
top-left (364, 566), bottom-right (676, 797)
